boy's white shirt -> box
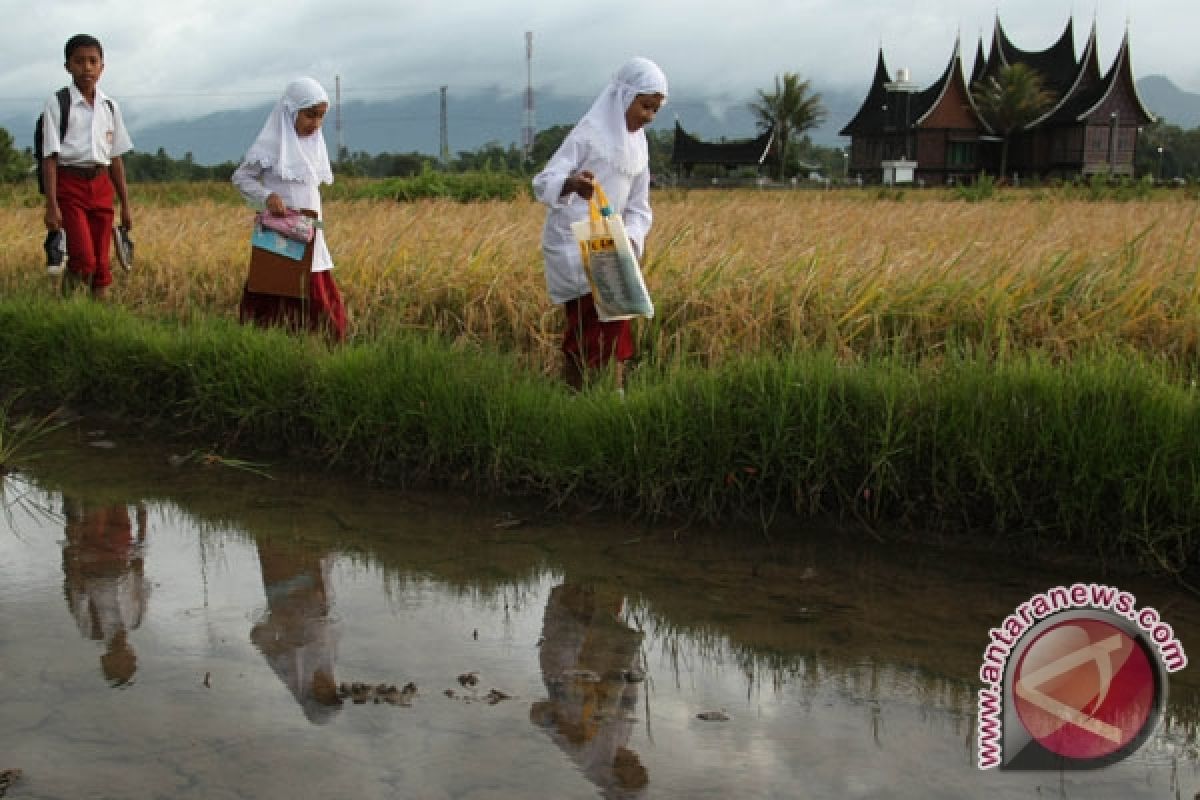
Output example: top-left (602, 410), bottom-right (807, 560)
top-left (41, 84), bottom-right (133, 167)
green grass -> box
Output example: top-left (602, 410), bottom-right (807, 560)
top-left (0, 292), bottom-right (1198, 574)
top-left (348, 168), bottom-right (530, 202)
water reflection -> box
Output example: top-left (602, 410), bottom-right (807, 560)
top-left (60, 496), bottom-right (148, 686)
top-left (249, 538), bottom-right (343, 723)
top-left (3, 439), bottom-right (1197, 799)
top-left (532, 583), bottom-right (649, 797)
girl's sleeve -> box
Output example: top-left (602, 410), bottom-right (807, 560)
top-left (231, 160), bottom-right (271, 207)
top-left (532, 134), bottom-right (587, 208)
top-left (621, 169), bottom-right (653, 255)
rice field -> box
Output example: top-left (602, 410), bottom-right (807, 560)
top-left (5, 185), bottom-right (1200, 560)
top-left (2, 185), bottom-right (1199, 376)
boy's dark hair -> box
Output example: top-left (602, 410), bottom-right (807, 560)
top-left (64, 34), bottom-right (103, 62)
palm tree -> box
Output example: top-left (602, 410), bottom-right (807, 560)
top-left (749, 73), bottom-right (826, 181)
top-left (971, 64), bottom-right (1056, 180)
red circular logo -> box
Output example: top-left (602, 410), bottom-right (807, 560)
top-left (1012, 617), bottom-right (1155, 760)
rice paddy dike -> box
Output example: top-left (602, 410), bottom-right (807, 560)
top-left (1, 180), bottom-right (1199, 574)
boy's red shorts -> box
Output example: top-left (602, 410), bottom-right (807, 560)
top-left (562, 294), bottom-right (633, 368)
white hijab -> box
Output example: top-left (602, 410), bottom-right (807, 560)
top-left (243, 77), bottom-right (333, 185)
top-left (575, 57), bottom-right (668, 179)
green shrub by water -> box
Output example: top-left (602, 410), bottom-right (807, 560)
top-left (0, 294), bottom-right (1197, 574)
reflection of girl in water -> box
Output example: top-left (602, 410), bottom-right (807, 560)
top-left (60, 497), bottom-right (149, 687)
top-left (531, 583), bottom-right (648, 796)
top-left (250, 541), bottom-right (342, 724)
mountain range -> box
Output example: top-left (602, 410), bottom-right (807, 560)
top-left (6, 77), bottom-right (1197, 166)
top-left (1133, 75), bottom-right (1200, 129)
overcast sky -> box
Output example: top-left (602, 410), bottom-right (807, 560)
top-left (0, 0), bottom-right (1194, 132)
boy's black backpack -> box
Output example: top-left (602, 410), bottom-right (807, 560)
top-left (34, 89), bottom-right (70, 194)
top-left (33, 87), bottom-right (114, 194)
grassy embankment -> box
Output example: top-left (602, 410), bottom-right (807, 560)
top-left (1, 180), bottom-right (1199, 571)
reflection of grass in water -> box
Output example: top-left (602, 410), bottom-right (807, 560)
top-left (377, 570), bottom-right (546, 616)
top-left (0, 397), bottom-right (68, 536)
top-left (641, 607), bottom-right (1200, 762)
top-left (0, 394), bottom-right (65, 476)
top-left (172, 449), bottom-right (275, 479)
top-left (639, 608), bottom-right (970, 702)
top-left (0, 474), bottom-right (63, 541)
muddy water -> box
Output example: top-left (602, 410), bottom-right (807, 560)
top-left (1, 430), bottom-right (1197, 799)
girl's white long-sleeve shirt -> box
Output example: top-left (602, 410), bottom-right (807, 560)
top-left (532, 133), bottom-right (652, 305)
top-left (232, 161), bottom-right (334, 272)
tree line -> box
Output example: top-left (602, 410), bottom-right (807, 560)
top-left (0, 130), bottom-right (843, 187)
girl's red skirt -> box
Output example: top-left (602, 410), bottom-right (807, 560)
top-left (239, 270), bottom-right (346, 342)
top-left (562, 294), bottom-right (633, 368)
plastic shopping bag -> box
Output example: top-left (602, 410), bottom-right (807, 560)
top-left (570, 182), bottom-right (654, 321)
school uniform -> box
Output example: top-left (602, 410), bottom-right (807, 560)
top-left (533, 58), bottom-right (667, 369)
top-left (41, 84), bottom-right (132, 289)
top-left (232, 77), bottom-right (346, 342)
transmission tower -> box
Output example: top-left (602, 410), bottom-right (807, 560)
top-left (522, 31), bottom-right (535, 161)
top-left (335, 74), bottom-right (343, 163)
top-left (439, 85), bottom-right (449, 165)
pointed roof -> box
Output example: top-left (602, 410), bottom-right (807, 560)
top-left (970, 36), bottom-right (988, 87)
top-left (915, 36), bottom-right (990, 132)
top-left (984, 16), bottom-right (1079, 100)
top-left (839, 49), bottom-right (893, 136)
top-left (671, 121), bottom-right (775, 166)
top-left (1034, 22), bottom-right (1105, 127)
top-left (839, 15), bottom-right (1153, 147)
top-left (1076, 30), bottom-right (1156, 124)
top-left (912, 39), bottom-right (959, 122)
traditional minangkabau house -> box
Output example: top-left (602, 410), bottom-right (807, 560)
top-left (671, 121), bottom-right (775, 178)
top-left (840, 17), bottom-right (1155, 185)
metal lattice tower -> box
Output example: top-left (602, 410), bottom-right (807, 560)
top-left (522, 32), bottom-right (535, 161)
top-left (335, 74), bottom-right (343, 162)
top-left (439, 85), bottom-right (449, 164)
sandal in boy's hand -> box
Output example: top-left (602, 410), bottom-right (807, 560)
top-left (113, 224), bottom-right (134, 271)
top-left (44, 229), bottom-right (67, 276)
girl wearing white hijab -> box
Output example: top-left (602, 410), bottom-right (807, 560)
top-left (232, 77), bottom-right (346, 341)
top-left (533, 57), bottom-right (667, 390)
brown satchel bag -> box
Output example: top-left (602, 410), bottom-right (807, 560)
top-left (245, 208), bottom-right (318, 298)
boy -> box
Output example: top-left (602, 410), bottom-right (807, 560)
top-left (41, 33), bottom-right (134, 298)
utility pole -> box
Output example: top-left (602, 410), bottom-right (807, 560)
top-left (439, 85), bottom-right (449, 165)
top-left (1109, 111), bottom-right (1120, 175)
top-left (335, 74), bottom-right (343, 163)
top-left (522, 31), bottom-right (535, 162)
